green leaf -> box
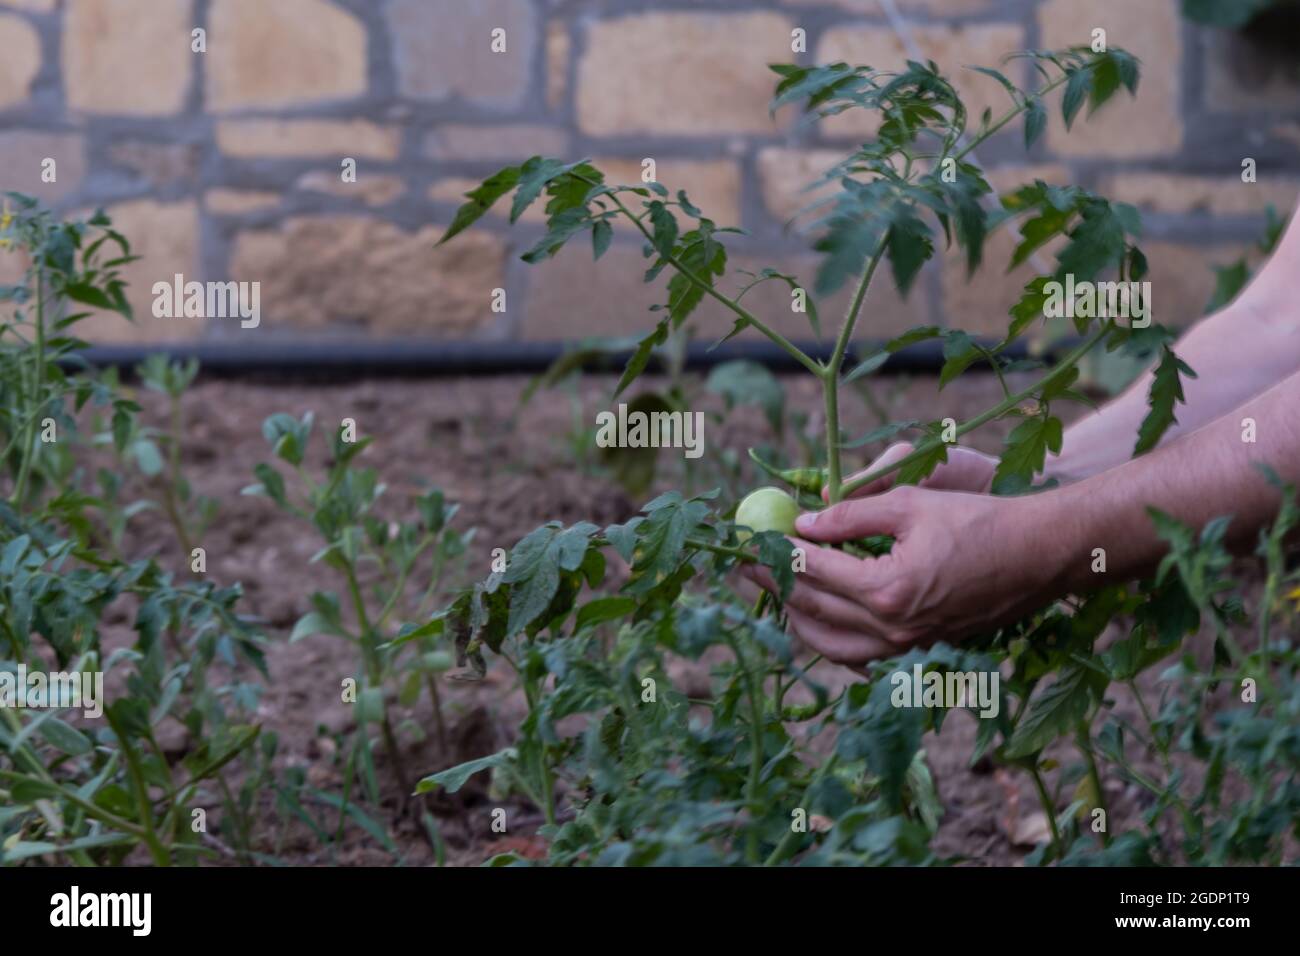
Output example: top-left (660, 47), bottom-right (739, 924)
top-left (1023, 96), bottom-right (1047, 148)
top-left (886, 209), bottom-right (933, 296)
top-left (385, 616), bottom-right (447, 649)
top-left (883, 325), bottom-right (944, 353)
top-left (289, 611), bottom-right (330, 643)
top-left (250, 463), bottom-right (287, 508)
top-left (624, 492), bottom-right (713, 596)
top-left (814, 216), bottom-right (884, 297)
top-left (938, 331), bottom-right (979, 390)
top-left (753, 531), bottom-right (797, 601)
top-left (501, 522), bottom-right (600, 636)
top-left (614, 319), bottom-right (668, 398)
top-left (511, 157), bottom-right (573, 223)
top-left (130, 439), bottom-right (163, 477)
top-left (1011, 204), bottom-right (1072, 270)
top-left (706, 360), bottom-right (784, 435)
top-left (1102, 630), bottom-right (1179, 681)
top-left (969, 65), bottom-right (1018, 101)
top-left (354, 686), bottom-right (385, 724)
top-left (648, 201), bottom-right (678, 258)
top-left (438, 165), bottom-right (521, 245)
top-left (1087, 53), bottom-right (1123, 114)
top-left (1006, 275), bottom-right (1052, 343)
top-left (1061, 68), bottom-right (1091, 129)
top-left (592, 218), bottom-right (613, 260)
top-left (664, 226), bottom-right (726, 329)
top-left (574, 596), bottom-right (636, 631)
top-left (1134, 346), bottom-right (1195, 456)
top-left (747, 450), bottom-right (827, 494)
top-left (841, 676), bottom-right (925, 810)
top-left (895, 441), bottom-right (949, 486)
top-left (1204, 259), bottom-right (1250, 314)
top-left (39, 717), bottom-right (92, 756)
top-left (842, 349), bottom-right (890, 384)
top-left (262, 412), bottom-right (312, 466)
top-left (63, 282), bottom-right (116, 311)
top-left (1004, 664), bottom-right (1096, 758)
top-left (991, 415), bottom-right (1063, 495)
top-left (1055, 201), bottom-right (1128, 287)
top-left (416, 748), bottom-right (517, 794)
top-left (520, 206), bottom-right (591, 263)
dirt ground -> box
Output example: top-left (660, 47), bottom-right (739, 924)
top-left (101, 369), bottom-right (1255, 866)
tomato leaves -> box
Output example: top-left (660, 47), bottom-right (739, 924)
top-left (437, 164), bottom-right (521, 246)
top-left (501, 522), bottom-right (602, 637)
top-left (1004, 664), bottom-right (1101, 758)
top-left (992, 415), bottom-right (1063, 495)
top-left (623, 492), bottom-right (712, 597)
top-left (1134, 346), bottom-right (1196, 456)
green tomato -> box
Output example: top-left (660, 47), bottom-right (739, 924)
top-left (736, 486), bottom-right (801, 542)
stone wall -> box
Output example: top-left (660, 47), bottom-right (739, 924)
top-left (0, 0), bottom-right (1298, 347)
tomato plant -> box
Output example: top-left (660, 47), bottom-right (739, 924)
top-left (426, 47), bottom-right (1300, 865)
top-left (245, 412), bottom-right (470, 803)
top-left (0, 196), bottom-right (269, 864)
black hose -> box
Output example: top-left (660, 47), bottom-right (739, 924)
top-left (65, 338), bottom-right (1063, 382)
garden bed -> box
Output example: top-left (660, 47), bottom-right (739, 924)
top-left (102, 370), bottom-right (1251, 866)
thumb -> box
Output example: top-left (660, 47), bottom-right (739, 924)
top-left (796, 487), bottom-right (916, 543)
top-left (826, 442), bottom-right (912, 502)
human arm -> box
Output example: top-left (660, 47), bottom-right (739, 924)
top-left (745, 365), bottom-right (1300, 665)
top-left (839, 203), bottom-right (1300, 497)
top-left (1043, 208), bottom-right (1300, 483)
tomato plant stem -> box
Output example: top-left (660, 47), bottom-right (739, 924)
top-left (682, 536), bottom-right (755, 562)
top-left (11, 267), bottom-right (43, 507)
top-left (1075, 720), bottom-right (1111, 846)
top-left (344, 561), bottom-right (412, 797)
top-left (726, 631), bottom-right (766, 863)
top-left (952, 70), bottom-right (1074, 163)
top-left (1028, 764), bottom-right (1062, 859)
top-left (824, 240), bottom-right (889, 503)
top-left (105, 707), bottom-right (172, 866)
top-left (763, 758), bottom-right (835, 866)
top-left (840, 322), bottom-right (1112, 497)
top-left (519, 672), bottom-right (558, 826)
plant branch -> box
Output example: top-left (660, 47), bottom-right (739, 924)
top-left (840, 323), bottom-right (1111, 497)
top-left (953, 69), bottom-right (1075, 163)
top-left (825, 237), bottom-right (889, 503)
top-left (579, 177), bottom-right (824, 377)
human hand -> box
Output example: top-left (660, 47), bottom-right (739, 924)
top-left (828, 442), bottom-right (998, 502)
top-left (743, 484), bottom-right (1069, 668)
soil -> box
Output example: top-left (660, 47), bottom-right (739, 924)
top-left (98, 369), bottom-right (1259, 866)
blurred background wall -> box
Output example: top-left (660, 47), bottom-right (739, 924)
top-left (0, 0), bottom-right (1297, 348)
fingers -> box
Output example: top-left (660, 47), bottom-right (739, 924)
top-left (743, 559), bottom-right (895, 636)
top-left (919, 446), bottom-right (997, 494)
top-left (829, 443), bottom-right (998, 502)
top-left (735, 574), bottom-right (886, 669)
top-left (785, 609), bottom-right (898, 665)
top-left (796, 486), bottom-right (917, 544)
top-left (829, 442), bottom-right (912, 502)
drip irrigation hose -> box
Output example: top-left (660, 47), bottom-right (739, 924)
top-left (63, 337), bottom-right (1071, 382)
